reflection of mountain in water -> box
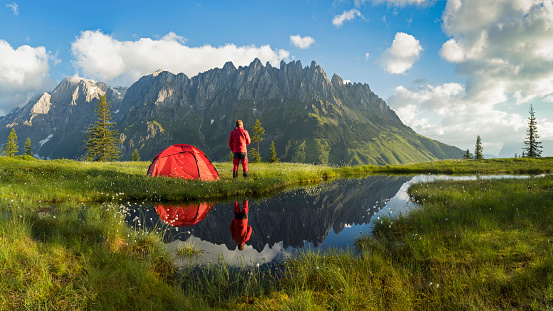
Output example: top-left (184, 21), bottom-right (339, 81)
top-left (125, 175), bottom-right (410, 252)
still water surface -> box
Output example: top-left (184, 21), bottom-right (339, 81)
top-left (124, 174), bottom-right (530, 267)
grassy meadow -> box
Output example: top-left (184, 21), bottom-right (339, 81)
top-left (1, 155), bottom-right (552, 309)
top-left (2, 155), bottom-right (553, 204)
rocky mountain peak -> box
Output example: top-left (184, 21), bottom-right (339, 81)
top-left (331, 74), bottom-right (344, 87)
top-left (0, 59), bottom-right (463, 163)
top-left (153, 69), bottom-right (165, 77)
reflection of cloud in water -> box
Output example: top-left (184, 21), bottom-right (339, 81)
top-left (168, 236), bottom-right (294, 267)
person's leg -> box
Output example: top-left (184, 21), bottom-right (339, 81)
top-left (241, 158), bottom-right (248, 178)
top-left (232, 158), bottom-right (239, 179)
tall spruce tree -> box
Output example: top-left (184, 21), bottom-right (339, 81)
top-left (131, 148), bottom-right (141, 161)
top-left (249, 119), bottom-right (265, 163)
top-left (5, 128), bottom-right (18, 157)
top-left (474, 135), bottom-right (483, 160)
top-left (269, 141), bottom-right (279, 163)
top-left (25, 138), bottom-right (32, 156)
top-left (523, 104), bottom-right (542, 158)
top-left (83, 94), bottom-right (120, 161)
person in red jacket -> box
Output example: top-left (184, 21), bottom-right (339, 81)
top-left (230, 201), bottom-right (252, 251)
top-left (228, 120), bottom-right (251, 179)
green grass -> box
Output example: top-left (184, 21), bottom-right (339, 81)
top-left (0, 202), bottom-right (188, 310)
top-left (2, 155), bottom-right (553, 309)
top-left (175, 241), bottom-right (202, 258)
top-left (1, 155), bottom-right (553, 204)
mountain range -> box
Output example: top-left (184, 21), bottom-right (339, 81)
top-left (0, 59), bottom-right (463, 165)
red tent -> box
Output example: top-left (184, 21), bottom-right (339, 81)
top-left (147, 144), bottom-right (219, 181)
top-left (155, 202), bottom-right (215, 227)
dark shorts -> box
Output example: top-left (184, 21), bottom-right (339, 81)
top-left (233, 152), bottom-right (247, 160)
top-left (234, 212), bottom-right (248, 220)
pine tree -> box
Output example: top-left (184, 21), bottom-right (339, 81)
top-left (269, 141), bottom-right (279, 163)
top-left (5, 128), bottom-right (18, 157)
top-left (463, 149), bottom-right (472, 159)
top-left (131, 148), bottom-right (141, 161)
top-left (250, 119), bottom-right (265, 163)
top-left (523, 104), bottom-right (542, 158)
top-left (474, 135), bottom-right (483, 160)
top-left (25, 138), bottom-right (32, 156)
top-left (83, 94), bottom-right (121, 161)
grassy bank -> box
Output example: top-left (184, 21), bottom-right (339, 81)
top-left (2, 156), bottom-right (553, 309)
top-left (242, 174), bottom-right (553, 310)
top-left (5, 172), bottom-right (550, 309)
top-left (2, 156), bottom-right (553, 204)
top-left (0, 202), bottom-right (188, 309)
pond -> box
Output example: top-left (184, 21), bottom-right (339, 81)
top-left (123, 174), bottom-right (533, 267)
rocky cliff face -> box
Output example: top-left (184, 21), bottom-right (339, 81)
top-left (0, 77), bottom-right (126, 159)
top-left (0, 59), bottom-right (463, 164)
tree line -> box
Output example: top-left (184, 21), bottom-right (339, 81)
top-left (463, 104), bottom-right (543, 160)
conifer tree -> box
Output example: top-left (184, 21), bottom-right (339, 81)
top-left (6, 128), bottom-right (18, 157)
top-left (269, 141), bottom-right (279, 163)
top-left (131, 148), bottom-right (141, 161)
top-left (250, 119), bottom-right (265, 163)
top-left (25, 138), bottom-right (32, 156)
top-left (523, 104), bottom-right (542, 158)
top-left (474, 135), bottom-right (483, 160)
top-left (463, 149), bottom-right (472, 159)
top-left (83, 94), bottom-right (120, 161)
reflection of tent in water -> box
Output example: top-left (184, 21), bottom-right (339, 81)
top-left (147, 144), bottom-right (219, 181)
top-left (155, 202), bottom-right (215, 227)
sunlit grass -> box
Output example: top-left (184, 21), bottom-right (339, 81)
top-left (2, 155), bottom-right (553, 309)
top-left (0, 202), bottom-right (188, 310)
top-left (175, 241), bottom-right (202, 258)
top-left (2, 155), bottom-right (552, 204)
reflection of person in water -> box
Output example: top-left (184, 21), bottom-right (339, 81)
top-left (230, 201), bottom-right (252, 250)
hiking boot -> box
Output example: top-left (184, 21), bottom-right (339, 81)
top-left (243, 171), bottom-right (249, 179)
top-left (233, 171), bottom-right (238, 179)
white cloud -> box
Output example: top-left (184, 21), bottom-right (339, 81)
top-left (440, 0), bottom-right (553, 105)
top-left (388, 82), bottom-right (528, 155)
top-left (378, 32), bottom-right (422, 74)
top-left (6, 2), bottom-right (18, 15)
top-left (71, 30), bottom-right (290, 86)
top-left (0, 40), bottom-right (55, 115)
top-left (383, 1), bottom-right (553, 154)
top-left (332, 9), bottom-right (363, 27)
top-left (290, 35), bottom-right (315, 49)
top-left (365, 52), bottom-right (370, 60)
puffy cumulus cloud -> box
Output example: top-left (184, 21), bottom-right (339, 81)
top-left (71, 30), bottom-right (290, 86)
top-left (0, 40), bottom-right (55, 115)
top-left (388, 82), bottom-right (530, 154)
top-left (440, 0), bottom-right (553, 105)
top-left (332, 9), bottom-right (363, 27)
top-left (378, 32), bottom-right (422, 74)
top-left (290, 35), bottom-right (315, 49)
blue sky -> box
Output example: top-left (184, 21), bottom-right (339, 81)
top-left (1, 0), bottom-right (553, 155)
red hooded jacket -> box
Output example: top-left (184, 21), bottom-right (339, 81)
top-left (231, 201), bottom-right (252, 245)
top-left (229, 127), bottom-right (251, 153)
